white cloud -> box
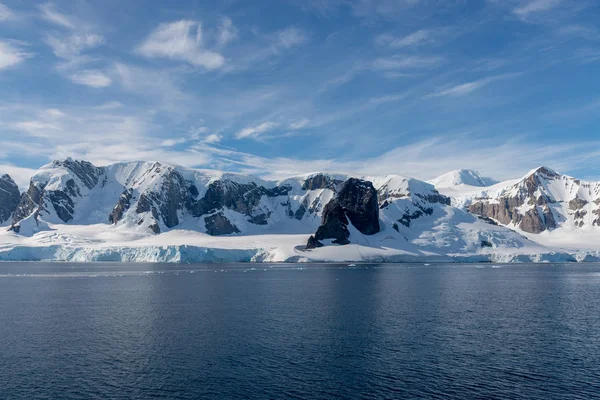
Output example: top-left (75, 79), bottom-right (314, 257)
top-left (0, 40), bottom-right (31, 70)
top-left (45, 108), bottom-right (65, 118)
top-left (12, 121), bottom-right (62, 137)
top-left (70, 70), bottom-right (112, 88)
top-left (217, 17), bottom-right (237, 47)
top-left (0, 2), bottom-right (15, 21)
top-left (136, 20), bottom-right (225, 69)
top-left (289, 118), bottom-right (310, 130)
top-left (236, 121), bottom-right (279, 139)
top-left (377, 30), bottom-right (433, 48)
top-left (428, 73), bottom-right (522, 97)
top-left (39, 2), bottom-right (76, 29)
top-left (204, 133), bottom-right (222, 143)
top-left (276, 27), bottom-right (308, 49)
top-left (45, 33), bottom-right (104, 60)
top-left (513, 0), bottom-right (563, 17)
top-left (161, 138), bottom-right (187, 147)
top-left (112, 63), bottom-right (193, 114)
top-left (193, 133), bottom-right (600, 183)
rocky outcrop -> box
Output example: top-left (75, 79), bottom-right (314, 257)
top-left (468, 199), bottom-right (517, 226)
top-left (12, 181), bottom-right (44, 225)
top-left (306, 235), bottom-right (324, 249)
top-left (142, 168), bottom-right (187, 228)
top-left (0, 175), bottom-right (20, 224)
top-left (314, 199), bottom-right (351, 245)
top-left (302, 174), bottom-right (342, 191)
top-left (109, 189), bottom-right (133, 224)
top-left (336, 178), bottom-right (380, 235)
top-left (205, 212), bottom-right (240, 236)
top-left (467, 167), bottom-right (564, 233)
top-left (309, 178), bottom-right (380, 246)
top-left (569, 197), bottom-right (588, 211)
top-left (188, 180), bottom-right (290, 218)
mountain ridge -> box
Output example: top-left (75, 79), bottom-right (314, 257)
top-left (0, 159), bottom-right (599, 263)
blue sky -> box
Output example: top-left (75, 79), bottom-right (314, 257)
top-left (1, 0), bottom-right (599, 186)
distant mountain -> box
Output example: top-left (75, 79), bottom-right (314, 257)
top-left (428, 169), bottom-right (497, 188)
top-left (0, 160), bottom-right (598, 263)
top-left (465, 166), bottom-right (600, 234)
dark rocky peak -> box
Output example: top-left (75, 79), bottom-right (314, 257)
top-left (0, 174), bottom-right (20, 224)
top-left (302, 174), bottom-right (343, 191)
top-left (11, 181), bottom-right (44, 225)
top-left (51, 158), bottom-right (103, 190)
top-left (337, 178), bottom-right (380, 235)
top-left (307, 178), bottom-right (380, 248)
top-left (528, 166), bottom-right (561, 180)
top-left (1, 174), bottom-right (15, 182)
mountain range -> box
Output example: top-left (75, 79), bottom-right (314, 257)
top-left (0, 159), bottom-right (598, 263)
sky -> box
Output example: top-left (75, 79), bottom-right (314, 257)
top-left (1, 0), bottom-right (599, 187)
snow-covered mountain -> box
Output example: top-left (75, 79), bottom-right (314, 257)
top-left (0, 160), bottom-right (598, 263)
top-left (428, 169), bottom-right (497, 188)
top-left (457, 166), bottom-right (600, 233)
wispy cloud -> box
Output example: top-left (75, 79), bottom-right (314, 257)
top-left (39, 2), bottom-right (76, 29)
top-left (195, 133), bottom-right (600, 182)
top-left (377, 29), bottom-right (437, 48)
top-left (0, 40), bottom-right (31, 70)
top-left (69, 70), bottom-right (112, 88)
top-left (276, 27), bottom-right (308, 48)
top-left (428, 73), bottom-right (522, 97)
top-left (372, 55), bottom-right (444, 71)
top-left (0, 2), bottom-right (15, 21)
top-left (136, 20), bottom-right (225, 70)
top-left (513, 0), bottom-right (563, 18)
top-left (236, 121), bottom-right (279, 139)
top-left (112, 63), bottom-right (193, 114)
top-left (45, 33), bottom-right (104, 61)
top-left (289, 118), bottom-right (310, 129)
top-left (217, 17), bottom-right (238, 47)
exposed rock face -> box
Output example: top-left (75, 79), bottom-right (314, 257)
top-left (398, 207), bottom-right (433, 228)
top-left (109, 189), bottom-right (133, 224)
top-left (309, 178), bottom-right (380, 246)
top-left (336, 178), bottom-right (380, 235)
top-left (205, 212), bottom-right (240, 236)
top-left (46, 190), bottom-right (75, 223)
top-left (188, 180), bottom-right (290, 217)
top-left (302, 174), bottom-right (342, 191)
top-left (569, 197), bottom-right (588, 211)
top-left (140, 168), bottom-right (187, 228)
top-left (0, 175), bottom-right (20, 224)
top-left (314, 199), bottom-right (351, 245)
top-left (468, 199), bottom-right (517, 226)
top-left (467, 167), bottom-right (564, 234)
top-left (51, 159), bottom-right (102, 190)
top-left (12, 182), bottom-right (43, 225)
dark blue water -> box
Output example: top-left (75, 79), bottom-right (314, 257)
top-left (1, 263), bottom-right (600, 399)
